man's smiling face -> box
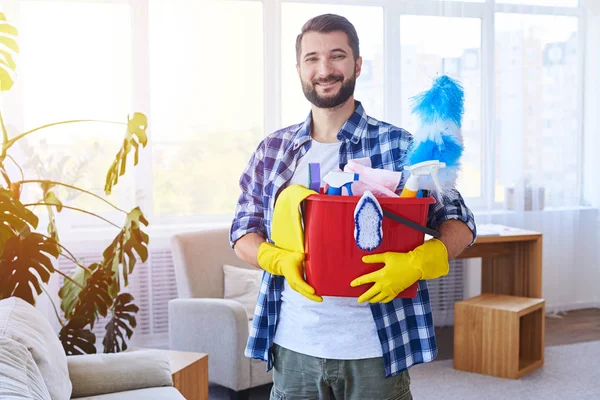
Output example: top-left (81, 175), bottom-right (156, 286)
top-left (297, 30), bottom-right (362, 109)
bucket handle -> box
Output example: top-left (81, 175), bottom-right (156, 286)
top-left (381, 209), bottom-right (441, 239)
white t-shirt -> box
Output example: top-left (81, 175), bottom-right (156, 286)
top-left (272, 139), bottom-right (383, 360)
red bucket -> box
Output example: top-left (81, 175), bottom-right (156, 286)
top-left (303, 194), bottom-right (435, 299)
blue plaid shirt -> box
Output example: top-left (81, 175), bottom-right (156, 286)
top-left (230, 101), bottom-right (476, 377)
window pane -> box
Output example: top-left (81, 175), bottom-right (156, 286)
top-left (400, 16), bottom-right (482, 198)
top-left (497, 0), bottom-right (579, 6)
top-left (495, 14), bottom-right (579, 207)
top-left (19, 1), bottom-right (133, 228)
top-left (281, 3), bottom-right (384, 126)
top-left (149, 0), bottom-right (263, 217)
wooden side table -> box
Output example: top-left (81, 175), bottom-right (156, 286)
top-left (454, 294), bottom-right (545, 379)
top-left (164, 349), bottom-right (209, 400)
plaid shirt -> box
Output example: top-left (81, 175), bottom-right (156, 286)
top-left (230, 101), bottom-right (477, 377)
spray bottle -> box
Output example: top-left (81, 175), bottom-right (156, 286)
top-left (323, 171), bottom-right (359, 196)
top-left (400, 160), bottom-right (446, 198)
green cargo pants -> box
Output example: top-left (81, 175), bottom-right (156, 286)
top-left (270, 344), bottom-right (412, 400)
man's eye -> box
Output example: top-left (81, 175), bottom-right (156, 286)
top-left (306, 57), bottom-right (317, 62)
top-left (333, 55), bottom-right (345, 59)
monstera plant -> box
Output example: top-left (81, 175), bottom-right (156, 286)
top-left (0, 13), bottom-right (149, 355)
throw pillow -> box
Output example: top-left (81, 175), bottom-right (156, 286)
top-left (223, 264), bottom-right (263, 320)
top-left (0, 297), bottom-right (72, 400)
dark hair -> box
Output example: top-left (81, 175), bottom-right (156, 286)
top-left (295, 14), bottom-right (360, 63)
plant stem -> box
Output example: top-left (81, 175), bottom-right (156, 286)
top-left (0, 111), bottom-right (8, 160)
top-left (23, 203), bottom-right (121, 229)
top-left (41, 285), bottom-right (65, 328)
top-left (39, 232), bottom-right (93, 274)
top-left (53, 244), bottom-right (93, 274)
top-left (17, 180), bottom-right (127, 213)
top-left (6, 154), bottom-right (24, 181)
top-left (52, 267), bottom-right (85, 289)
top-left (5, 120), bottom-right (125, 151)
top-left (58, 253), bottom-right (90, 274)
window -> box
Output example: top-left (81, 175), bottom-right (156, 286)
top-left (18, 0), bottom-right (133, 228)
top-left (148, 0), bottom-right (264, 218)
top-left (494, 13), bottom-right (579, 206)
top-left (8, 0), bottom-right (589, 221)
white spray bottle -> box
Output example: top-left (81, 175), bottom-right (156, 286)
top-left (400, 160), bottom-right (446, 198)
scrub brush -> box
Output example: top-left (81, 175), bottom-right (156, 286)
top-left (407, 74), bottom-right (464, 194)
top-left (353, 191), bottom-right (383, 251)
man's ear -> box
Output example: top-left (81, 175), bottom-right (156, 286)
top-left (355, 56), bottom-right (363, 78)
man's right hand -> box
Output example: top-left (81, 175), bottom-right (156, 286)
top-left (257, 242), bottom-right (322, 302)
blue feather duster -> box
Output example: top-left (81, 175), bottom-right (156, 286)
top-left (406, 75), bottom-right (465, 192)
top-left (410, 75), bottom-right (464, 128)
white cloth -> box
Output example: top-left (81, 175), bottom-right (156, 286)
top-left (273, 139), bottom-right (383, 360)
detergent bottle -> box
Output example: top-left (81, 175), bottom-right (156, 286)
top-left (400, 160), bottom-right (446, 198)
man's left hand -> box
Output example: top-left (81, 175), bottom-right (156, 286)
top-left (350, 239), bottom-right (450, 304)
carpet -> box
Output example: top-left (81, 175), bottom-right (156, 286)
top-left (209, 341), bottom-right (600, 399)
top-left (409, 341), bottom-right (600, 400)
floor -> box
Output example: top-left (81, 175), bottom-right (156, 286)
top-left (210, 308), bottom-right (600, 399)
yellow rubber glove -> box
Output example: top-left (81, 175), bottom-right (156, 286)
top-left (350, 238), bottom-right (450, 304)
top-left (257, 242), bottom-right (322, 302)
top-left (262, 184), bottom-right (322, 302)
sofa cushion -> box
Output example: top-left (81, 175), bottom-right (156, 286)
top-left (71, 387), bottom-right (185, 400)
top-left (67, 350), bottom-right (173, 398)
top-left (0, 297), bottom-right (72, 400)
top-left (223, 264), bottom-right (262, 320)
top-left (0, 337), bottom-right (51, 400)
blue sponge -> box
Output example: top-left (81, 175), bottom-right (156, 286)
top-left (354, 191), bottom-right (383, 251)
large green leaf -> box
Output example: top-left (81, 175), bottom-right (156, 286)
top-left (59, 317), bottom-right (97, 355)
top-left (104, 113), bottom-right (148, 195)
top-left (103, 207), bottom-right (149, 286)
top-left (0, 188), bottom-right (38, 250)
top-left (70, 266), bottom-right (114, 329)
top-left (0, 13), bottom-right (18, 91)
top-left (102, 293), bottom-right (139, 353)
top-left (0, 232), bottom-right (59, 305)
top-left (58, 263), bottom-right (98, 319)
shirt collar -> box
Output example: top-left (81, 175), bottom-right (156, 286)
top-left (292, 100), bottom-right (368, 150)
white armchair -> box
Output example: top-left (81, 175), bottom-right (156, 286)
top-left (169, 227), bottom-right (272, 400)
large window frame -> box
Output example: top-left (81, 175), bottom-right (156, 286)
top-left (2, 0), bottom-right (587, 231)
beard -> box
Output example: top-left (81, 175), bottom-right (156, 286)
top-left (301, 71), bottom-right (356, 109)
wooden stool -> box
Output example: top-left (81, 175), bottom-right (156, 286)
top-left (454, 293), bottom-right (545, 379)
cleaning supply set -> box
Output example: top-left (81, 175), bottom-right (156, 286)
top-left (269, 74), bottom-right (464, 301)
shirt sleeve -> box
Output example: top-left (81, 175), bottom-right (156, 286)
top-left (427, 189), bottom-right (477, 247)
top-left (229, 140), bottom-right (267, 248)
